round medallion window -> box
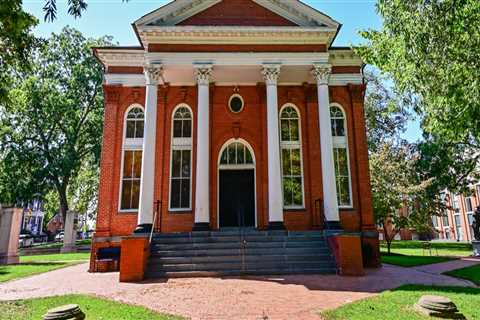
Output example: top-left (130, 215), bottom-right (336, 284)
top-left (228, 94), bottom-right (244, 113)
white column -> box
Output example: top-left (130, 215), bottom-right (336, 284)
top-left (136, 63), bottom-right (163, 232)
top-left (312, 64), bottom-right (340, 224)
top-left (262, 64), bottom-right (284, 229)
top-left (193, 64), bottom-right (212, 230)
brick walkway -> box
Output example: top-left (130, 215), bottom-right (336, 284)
top-left (0, 260), bottom-right (478, 320)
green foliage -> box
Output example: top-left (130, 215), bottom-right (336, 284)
top-left (0, 27), bottom-right (111, 218)
top-left (381, 254), bottom-right (452, 267)
top-left (358, 0), bottom-right (480, 170)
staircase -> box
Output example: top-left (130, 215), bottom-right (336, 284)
top-left (146, 229), bottom-right (337, 278)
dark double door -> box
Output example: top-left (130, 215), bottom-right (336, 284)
top-left (219, 169), bottom-right (255, 228)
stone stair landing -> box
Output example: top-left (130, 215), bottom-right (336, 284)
top-left (146, 229), bottom-right (337, 278)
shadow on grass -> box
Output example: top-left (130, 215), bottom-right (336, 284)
top-left (393, 284), bottom-right (480, 295)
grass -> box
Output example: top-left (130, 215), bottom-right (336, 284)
top-left (29, 239), bottom-right (92, 249)
top-left (380, 241), bottom-right (472, 267)
top-left (0, 294), bottom-right (183, 320)
top-left (444, 264), bottom-right (480, 285)
top-left (0, 253), bottom-right (89, 283)
top-left (321, 285), bottom-right (480, 320)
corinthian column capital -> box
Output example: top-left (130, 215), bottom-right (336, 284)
top-left (312, 64), bottom-right (332, 85)
top-left (194, 64), bottom-right (213, 86)
top-left (262, 64), bottom-right (281, 86)
top-left (144, 63), bottom-right (164, 86)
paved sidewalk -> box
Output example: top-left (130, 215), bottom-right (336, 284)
top-left (0, 261), bottom-right (476, 320)
top-left (413, 256), bottom-right (480, 275)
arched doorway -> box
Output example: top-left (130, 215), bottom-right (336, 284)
top-left (217, 139), bottom-right (256, 228)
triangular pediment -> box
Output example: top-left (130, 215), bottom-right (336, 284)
top-left (135, 0), bottom-right (340, 28)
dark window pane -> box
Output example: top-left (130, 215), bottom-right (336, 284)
top-left (183, 120), bottom-right (192, 138)
top-left (282, 149), bottom-right (291, 176)
top-left (228, 145), bottom-right (236, 164)
top-left (173, 120), bottom-right (182, 138)
top-left (181, 150), bottom-right (191, 177)
top-left (121, 180), bottom-right (132, 209)
top-left (135, 120), bottom-right (144, 138)
top-left (237, 144), bottom-right (245, 164)
top-left (131, 180), bottom-right (140, 209)
top-left (126, 121), bottom-right (136, 138)
top-left (281, 119), bottom-right (290, 141)
top-left (340, 177), bottom-right (350, 205)
top-left (291, 149), bottom-right (301, 176)
top-left (292, 177), bottom-right (303, 206)
top-left (283, 177), bottom-right (293, 206)
top-left (245, 148), bottom-right (253, 164)
top-left (331, 119), bottom-right (345, 136)
top-left (170, 179), bottom-right (181, 208)
top-left (181, 178), bottom-right (190, 208)
top-left (290, 119), bottom-right (299, 141)
top-left (133, 151), bottom-right (142, 178)
top-left (172, 150), bottom-right (181, 178)
top-left (220, 149), bottom-right (228, 164)
top-left (229, 96), bottom-right (243, 112)
top-left (123, 151), bottom-right (133, 178)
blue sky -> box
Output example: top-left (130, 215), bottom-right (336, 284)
top-left (22, 0), bottom-right (421, 141)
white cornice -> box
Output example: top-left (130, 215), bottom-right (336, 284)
top-left (329, 49), bottom-right (363, 67)
top-left (144, 52), bottom-right (330, 66)
top-left (137, 26), bottom-right (336, 45)
top-left (96, 49), bottom-right (145, 67)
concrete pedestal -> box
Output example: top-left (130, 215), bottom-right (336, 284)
top-left (61, 211), bottom-right (77, 253)
top-left (0, 206), bottom-right (22, 265)
top-left (472, 240), bottom-right (480, 257)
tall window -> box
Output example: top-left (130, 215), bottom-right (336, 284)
top-left (330, 105), bottom-right (352, 207)
top-left (120, 106), bottom-right (144, 211)
top-left (169, 105), bottom-right (192, 210)
top-left (279, 105), bottom-right (304, 208)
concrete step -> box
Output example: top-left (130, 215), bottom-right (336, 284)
top-left (152, 247), bottom-right (331, 257)
top-left (149, 254), bottom-right (333, 265)
top-left (145, 267), bottom-right (336, 278)
top-left (151, 240), bottom-right (328, 251)
top-left (150, 260), bottom-right (335, 272)
top-left (151, 230), bottom-right (324, 239)
top-left (151, 234), bottom-right (325, 244)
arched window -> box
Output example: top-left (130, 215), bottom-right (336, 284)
top-left (120, 106), bottom-right (144, 211)
top-left (220, 142), bottom-right (254, 166)
top-left (279, 105), bottom-right (304, 208)
top-left (169, 105), bottom-right (193, 210)
top-left (330, 104), bottom-right (352, 207)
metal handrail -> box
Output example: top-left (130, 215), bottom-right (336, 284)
top-left (149, 200), bottom-right (161, 244)
top-left (314, 198), bottom-right (327, 229)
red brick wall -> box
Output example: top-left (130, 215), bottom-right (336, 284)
top-left (177, 0), bottom-right (297, 27)
top-left (94, 83), bottom-right (374, 235)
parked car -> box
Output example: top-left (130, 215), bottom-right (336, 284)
top-left (18, 234), bottom-right (34, 248)
top-left (55, 231), bottom-right (65, 242)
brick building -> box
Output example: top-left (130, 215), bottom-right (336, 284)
top-left (91, 0), bottom-right (379, 279)
top-left (433, 184), bottom-right (480, 242)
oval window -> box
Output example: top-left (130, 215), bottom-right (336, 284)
top-left (229, 94), bottom-right (244, 113)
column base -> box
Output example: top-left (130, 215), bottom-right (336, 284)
top-left (133, 224), bottom-right (153, 234)
top-left (192, 222), bottom-right (210, 231)
top-left (268, 221), bottom-right (285, 230)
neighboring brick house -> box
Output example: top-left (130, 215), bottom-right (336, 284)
top-left (433, 183), bottom-right (480, 242)
top-left (91, 0), bottom-right (379, 279)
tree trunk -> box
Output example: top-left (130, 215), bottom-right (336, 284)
top-left (57, 184), bottom-right (69, 224)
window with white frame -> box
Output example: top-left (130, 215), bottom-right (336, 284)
top-left (120, 106), bottom-right (144, 211)
top-left (169, 106), bottom-right (192, 210)
top-left (465, 197), bottom-right (473, 213)
top-left (279, 105), bottom-right (304, 208)
top-left (330, 105), bottom-right (352, 207)
top-left (476, 184), bottom-right (480, 199)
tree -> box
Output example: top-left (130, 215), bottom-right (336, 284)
top-left (363, 70), bottom-right (411, 151)
top-left (0, 27), bottom-right (110, 221)
top-left (42, 0), bottom-right (130, 22)
top-left (371, 143), bottom-right (437, 253)
top-left (358, 0), bottom-right (480, 163)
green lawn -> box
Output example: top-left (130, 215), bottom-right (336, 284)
top-left (0, 253), bottom-right (89, 283)
top-left (444, 264), bottom-right (480, 285)
top-left (28, 239), bottom-right (92, 249)
top-left (321, 285), bottom-right (480, 320)
top-left (0, 294), bottom-right (183, 320)
top-left (380, 241), bottom-right (472, 267)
